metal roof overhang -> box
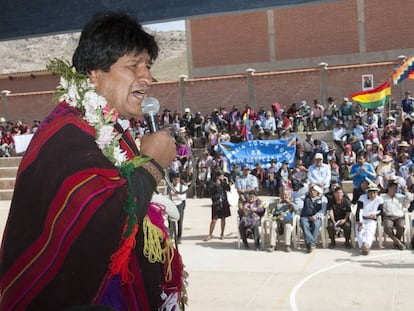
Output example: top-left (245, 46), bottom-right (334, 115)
top-left (0, 0), bottom-right (338, 41)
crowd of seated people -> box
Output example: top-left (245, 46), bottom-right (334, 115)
top-left (8, 93), bottom-right (414, 253)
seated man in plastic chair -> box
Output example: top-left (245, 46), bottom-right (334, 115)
top-left (300, 184), bottom-right (328, 253)
top-left (266, 188), bottom-right (296, 252)
top-left (238, 192), bottom-right (265, 250)
top-left (381, 180), bottom-right (412, 250)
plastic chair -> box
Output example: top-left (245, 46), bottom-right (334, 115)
top-left (295, 215), bottom-right (327, 249)
top-left (261, 214), bottom-right (298, 250)
top-left (376, 212), bottom-right (411, 249)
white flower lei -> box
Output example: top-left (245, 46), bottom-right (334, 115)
top-left (48, 59), bottom-right (127, 167)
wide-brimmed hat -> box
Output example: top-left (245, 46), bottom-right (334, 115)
top-left (381, 155), bottom-right (394, 162)
top-left (364, 139), bottom-right (372, 145)
top-left (399, 141), bottom-right (410, 147)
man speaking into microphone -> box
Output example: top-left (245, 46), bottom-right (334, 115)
top-left (0, 12), bottom-right (187, 311)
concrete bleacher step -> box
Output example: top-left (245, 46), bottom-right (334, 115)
top-left (0, 157), bottom-right (22, 201)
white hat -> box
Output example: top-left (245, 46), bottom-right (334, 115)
top-left (399, 141), bottom-right (410, 147)
top-left (184, 108), bottom-right (191, 113)
top-left (387, 116), bottom-right (396, 121)
top-left (0, 117), bottom-right (5, 123)
top-left (364, 139), bottom-right (372, 145)
top-left (314, 153), bottom-right (323, 160)
top-left (343, 97), bottom-right (349, 102)
top-left (312, 185), bottom-right (323, 194)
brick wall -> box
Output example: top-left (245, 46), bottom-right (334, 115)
top-left (275, 0), bottom-right (359, 59)
top-left (2, 62), bottom-right (414, 123)
top-left (188, 0), bottom-right (414, 78)
top-left (190, 12), bottom-right (270, 67)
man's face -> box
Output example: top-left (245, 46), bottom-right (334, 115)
top-left (89, 51), bottom-right (153, 119)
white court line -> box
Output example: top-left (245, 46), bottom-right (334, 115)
top-left (289, 252), bottom-right (402, 311)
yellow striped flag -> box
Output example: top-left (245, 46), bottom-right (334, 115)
top-left (350, 81), bottom-right (391, 109)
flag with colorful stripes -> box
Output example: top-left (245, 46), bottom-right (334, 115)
top-left (392, 56), bottom-right (414, 85)
top-left (240, 108), bottom-right (252, 140)
top-left (350, 81), bottom-right (391, 109)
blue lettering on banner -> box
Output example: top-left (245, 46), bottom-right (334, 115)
top-left (217, 136), bottom-right (297, 169)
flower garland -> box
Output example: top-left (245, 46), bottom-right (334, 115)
top-left (47, 58), bottom-right (151, 237)
top-left (47, 58), bottom-right (131, 167)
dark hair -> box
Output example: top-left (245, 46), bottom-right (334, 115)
top-left (72, 12), bottom-right (159, 74)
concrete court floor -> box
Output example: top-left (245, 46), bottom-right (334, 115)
top-left (0, 199), bottom-right (413, 311)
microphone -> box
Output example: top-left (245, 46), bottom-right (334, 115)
top-left (141, 97), bottom-right (160, 133)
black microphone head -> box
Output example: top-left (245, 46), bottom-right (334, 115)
top-left (141, 97), bottom-right (160, 115)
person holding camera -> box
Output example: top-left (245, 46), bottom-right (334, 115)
top-left (204, 170), bottom-right (232, 241)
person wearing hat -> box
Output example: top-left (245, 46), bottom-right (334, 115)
top-left (339, 97), bottom-right (354, 129)
top-left (349, 152), bottom-right (376, 199)
top-left (323, 97), bottom-right (338, 130)
top-left (380, 180), bottom-right (412, 250)
top-left (307, 153), bottom-right (331, 193)
top-left (383, 115), bottom-right (398, 135)
top-left (207, 123), bottom-right (219, 155)
top-left (180, 107), bottom-right (194, 136)
top-left (356, 183), bottom-right (384, 255)
top-left (332, 119), bottom-right (347, 152)
top-left (235, 165), bottom-right (259, 202)
top-left (397, 152), bottom-right (413, 181)
top-left (300, 183), bottom-right (328, 253)
top-left (373, 154), bottom-right (396, 192)
top-left (326, 145), bottom-right (337, 163)
top-left (160, 108), bottom-right (173, 126)
top-left (397, 140), bottom-right (411, 160)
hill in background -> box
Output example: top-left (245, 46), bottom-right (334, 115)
top-left (0, 29), bottom-right (187, 82)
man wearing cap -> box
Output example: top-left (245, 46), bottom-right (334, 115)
top-left (307, 153), bottom-right (331, 193)
top-left (339, 97), bottom-right (354, 129)
top-left (380, 181), bottom-right (412, 250)
top-left (300, 184), bottom-right (327, 253)
top-left (181, 107), bottom-right (194, 136)
top-left (235, 165), bottom-right (259, 201)
top-left (356, 184), bottom-right (384, 255)
top-left (323, 97), bottom-right (338, 130)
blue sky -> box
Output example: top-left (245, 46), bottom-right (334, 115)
top-left (146, 20), bottom-right (185, 31)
